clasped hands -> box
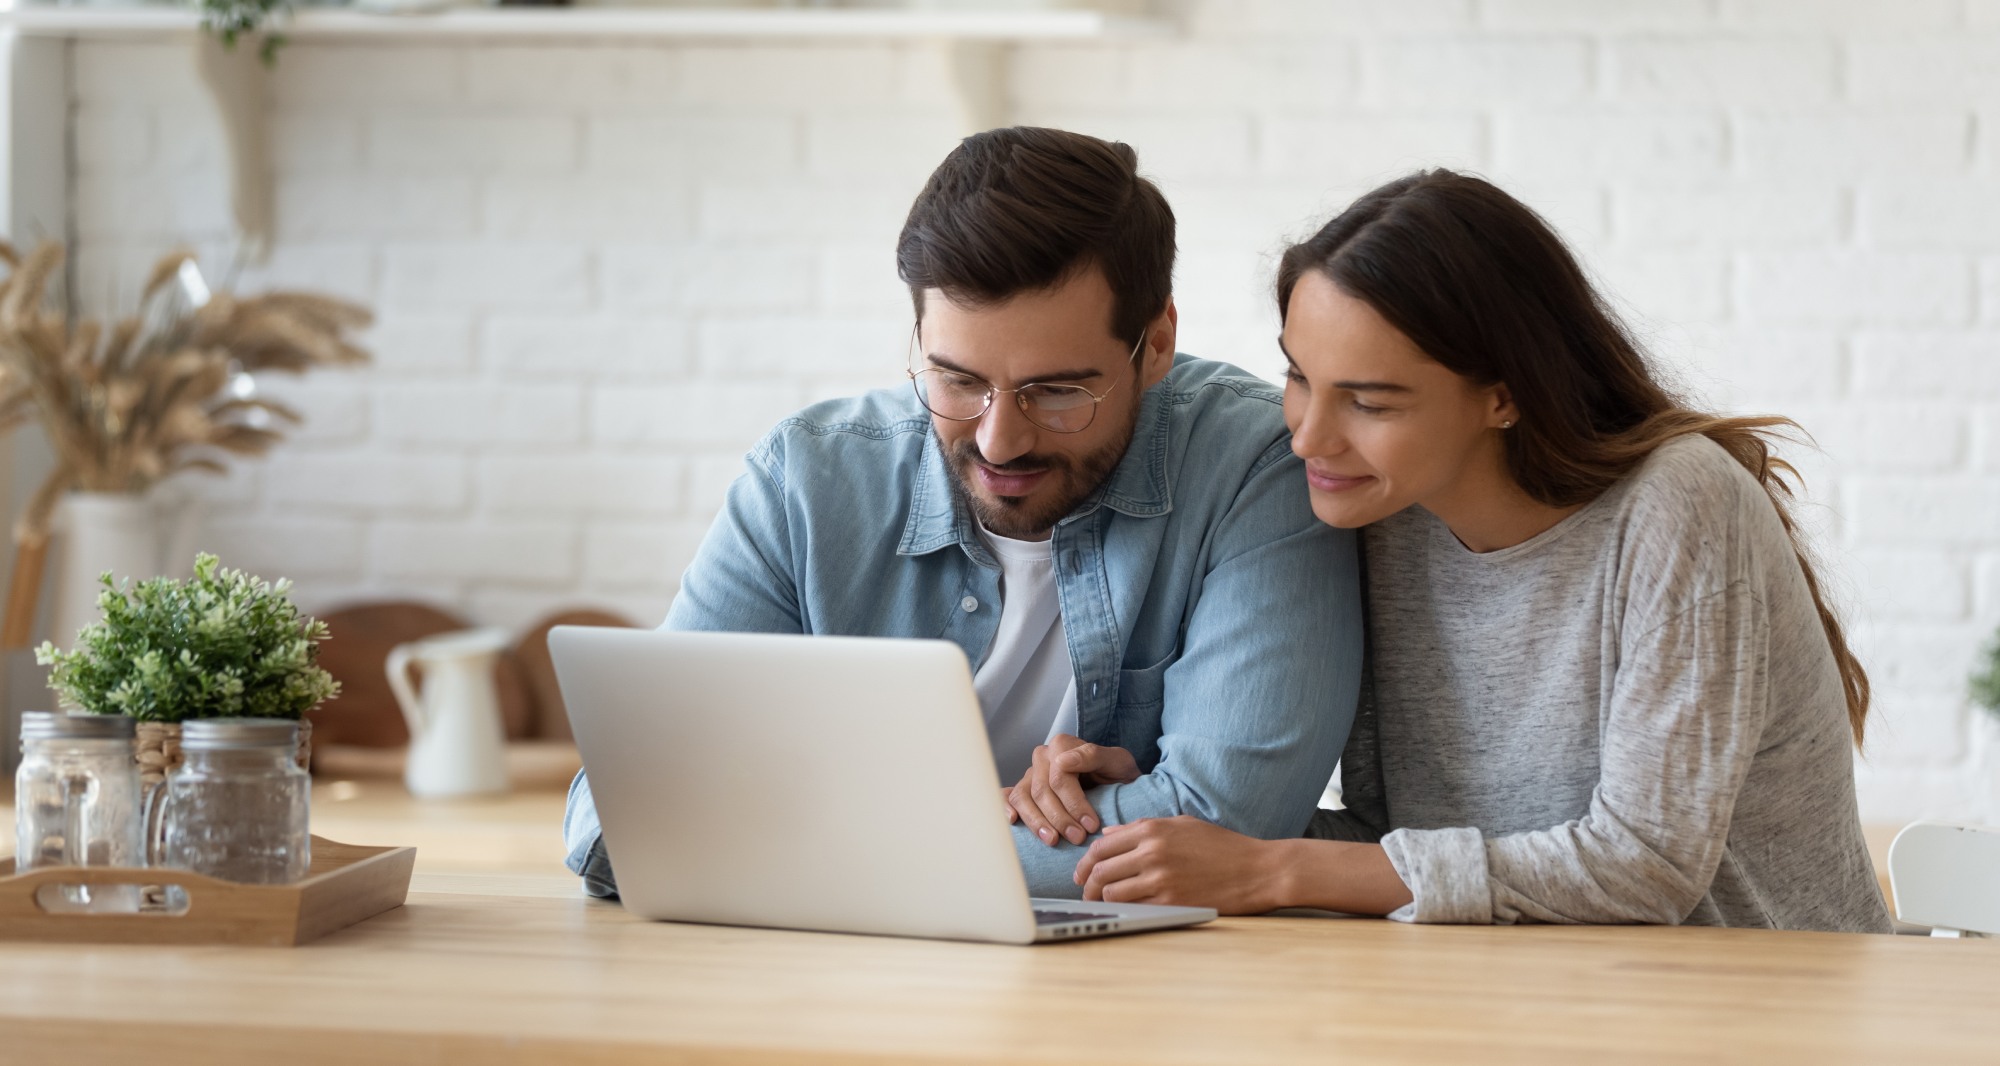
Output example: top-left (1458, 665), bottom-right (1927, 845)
top-left (1000, 733), bottom-right (1287, 914)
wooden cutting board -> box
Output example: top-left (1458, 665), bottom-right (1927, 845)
top-left (509, 608), bottom-right (638, 742)
top-left (310, 601), bottom-right (535, 749)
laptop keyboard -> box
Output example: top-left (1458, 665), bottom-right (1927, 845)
top-left (1034, 909), bottom-right (1121, 926)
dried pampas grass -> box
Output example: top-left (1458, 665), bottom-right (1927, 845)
top-left (0, 240), bottom-right (371, 644)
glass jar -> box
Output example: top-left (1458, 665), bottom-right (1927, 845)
top-left (147, 718), bottom-right (311, 884)
top-left (14, 712), bottom-right (144, 912)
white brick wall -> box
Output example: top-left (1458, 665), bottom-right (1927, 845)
top-left (60, 0), bottom-right (2000, 824)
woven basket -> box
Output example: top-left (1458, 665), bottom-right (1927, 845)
top-left (135, 719), bottom-right (313, 789)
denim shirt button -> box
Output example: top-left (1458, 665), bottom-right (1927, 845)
top-left (960, 596), bottom-right (979, 612)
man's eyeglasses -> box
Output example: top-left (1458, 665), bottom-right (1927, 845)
top-left (906, 325), bottom-right (1146, 435)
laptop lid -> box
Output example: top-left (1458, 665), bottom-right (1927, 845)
top-left (552, 627), bottom-right (1041, 944)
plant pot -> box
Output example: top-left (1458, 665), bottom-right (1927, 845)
top-left (49, 493), bottom-right (161, 651)
top-left (135, 719), bottom-right (314, 791)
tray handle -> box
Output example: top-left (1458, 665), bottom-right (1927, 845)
top-left (0, 864), bottom-right (252, 920)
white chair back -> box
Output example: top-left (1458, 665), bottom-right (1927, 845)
top-left (1887, 822), bottom-right (2000, 938)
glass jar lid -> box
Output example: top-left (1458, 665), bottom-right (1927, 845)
top-left (182, 717), bottom-right (299, 751)
top-left (19, 712), bottom-right (136, 740)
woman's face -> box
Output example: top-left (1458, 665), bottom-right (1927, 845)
top-left (1279, 270), bottom-right (1516, 529)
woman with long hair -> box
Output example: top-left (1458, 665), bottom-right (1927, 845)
top-left (1066, 170), bottom-right (1892, 930)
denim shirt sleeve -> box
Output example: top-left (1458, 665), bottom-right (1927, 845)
top-left (1305, 676), bottom-right (1387, 845)
top-left (663, 442), bottom-right (805, 634)
top-left (564, 443), bottom-right (805, 898)
top-left (563, 768), bottom-right (620, 898)
top-left (1009, 440), bottom-right (1365, 898)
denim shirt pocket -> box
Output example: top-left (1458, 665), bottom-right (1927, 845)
top-left (1113, 657), bottom-right (1172, 771)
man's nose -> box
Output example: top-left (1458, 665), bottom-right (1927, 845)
top-left (975, 395), bottom-right (1039, 466)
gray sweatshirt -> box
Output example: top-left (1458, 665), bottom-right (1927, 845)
top-left (1309, 436), bottom-right (1893, 932)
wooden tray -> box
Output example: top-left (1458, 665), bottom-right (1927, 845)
top-left (0, 836), bottom-right (416, 947)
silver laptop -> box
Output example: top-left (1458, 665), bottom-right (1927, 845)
top-left (550, 627), bottom-right (1217, 945)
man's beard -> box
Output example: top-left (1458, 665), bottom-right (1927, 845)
top-left (940, 401), bottom-right (1141, 540)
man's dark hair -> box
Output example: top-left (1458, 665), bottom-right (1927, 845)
top-left (896, 126), bottom-right (1175, 347)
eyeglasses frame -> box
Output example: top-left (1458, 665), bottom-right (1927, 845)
top-left (904, 323), bottom-right (1149, 435)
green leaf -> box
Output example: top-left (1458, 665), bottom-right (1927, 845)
top-left (1974, 626), bottom-right (2000, 721)
top-left (42, 552), bottom-right (340, 723)
top-left (198, 0), bottom-right (291, 65)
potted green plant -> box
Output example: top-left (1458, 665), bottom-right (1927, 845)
top-left (200, 0), bottom-right (294, 66)
top-left (1975, 625), bottom-right (2000, 723)
top-left (36, 553), bottom-right (340, 788)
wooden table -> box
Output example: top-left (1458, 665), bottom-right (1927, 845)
top-left (0, 782), bottom-right (1985, 1061)
top-left (1, 871), bottom-right (1996, 1065)
top-left (306, 777), bottom-right (573, 876)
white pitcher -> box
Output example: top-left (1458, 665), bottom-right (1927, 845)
top-left (386, 628), bottom-right (511, 798)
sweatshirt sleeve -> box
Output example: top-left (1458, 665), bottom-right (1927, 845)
top-left (1380, 581), bottom-right (1770, 925)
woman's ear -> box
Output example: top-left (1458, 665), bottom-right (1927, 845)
top-left (1488, 382), bottom-right (1519, 429)
top-left (1141, 299), bottom-right (1178, 388)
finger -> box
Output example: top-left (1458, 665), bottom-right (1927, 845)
top-left (1043, 751), bottom-right (1102, 838)
top-left (1053, 742), bottom-right (1141, 785)
top-left (1101, 879), bottom-right (1164, 905)
top-left (1050, 743), bottom-right (1098, 775)
top-left (1002, 788), bottom-right (1018, 824)
top-left (1044, 733), bottom-right (1087, 753)
top-left (1081, 852), bottom-right (1140, 899)
top-left (1011, 777), bottom-right (1062, 847)
top-left (1027, 772), bottom-right (1087, 846)
top-left (1013, 750), bottom-right (1062, 847)
top-left (1080, 820), bottom-right (1144, 884)
top-left (1081, 851), bottom-right (1151, 901)
top-left (1075, 826), bottom-right (1143, 884)
top-left (1047, 746), bottom-right (1106, 835)
top-left (1020, 743), bottom-right (1087, 845)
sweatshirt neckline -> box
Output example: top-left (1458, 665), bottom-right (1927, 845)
top-left (1421, 486), bottom-right (1617, 564)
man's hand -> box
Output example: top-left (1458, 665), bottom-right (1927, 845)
top-left (1072, 816), bottom-right (1290, 914)
top-left (1002, 734), bottom-right (1140, 847)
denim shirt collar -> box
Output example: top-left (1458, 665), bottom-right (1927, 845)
top-left (897, 379), bottom-right (1176, 559)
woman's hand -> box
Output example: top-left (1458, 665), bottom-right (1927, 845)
top-left (1072, 816), bottom-right (1292, 915)
top-left (1077, 821), bottom-right (1416, 916)
top-left (1003, 734), bottom-right (1140, 847)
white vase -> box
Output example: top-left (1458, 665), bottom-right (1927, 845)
top-left (49, 493), bottom-right (162, 649)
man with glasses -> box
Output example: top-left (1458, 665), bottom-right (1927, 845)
top-left (565, 126), bottom-right (1362, 900)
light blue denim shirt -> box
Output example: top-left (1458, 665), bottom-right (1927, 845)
top-left (565, 354), bottom-right (1363, 898)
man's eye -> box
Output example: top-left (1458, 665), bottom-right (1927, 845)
top-left (1022, 385), bottom-right (1092, 411)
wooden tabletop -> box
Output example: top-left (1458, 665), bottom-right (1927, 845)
top-left (0, 782), bottom-right (1975, 1061)
top-left (1, 873), bottom-right (1996, 1065)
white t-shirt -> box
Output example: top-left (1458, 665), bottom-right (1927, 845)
top-left (972, 524), bottom-right (1080, 784)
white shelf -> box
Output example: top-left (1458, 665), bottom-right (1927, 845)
top-left (1, 4), bottom-right (1171, 41)
top-left (2, 3), bottom-right (1162, 262)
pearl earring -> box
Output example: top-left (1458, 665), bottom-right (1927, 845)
top-left (1500, 420), bottom-right (1516, 429)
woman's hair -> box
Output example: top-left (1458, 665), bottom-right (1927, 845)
top-left (1277, 170), bottom-right (1870, 745)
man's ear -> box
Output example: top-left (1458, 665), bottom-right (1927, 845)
top-left (1141, 298), bottom-right (1178, 388)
